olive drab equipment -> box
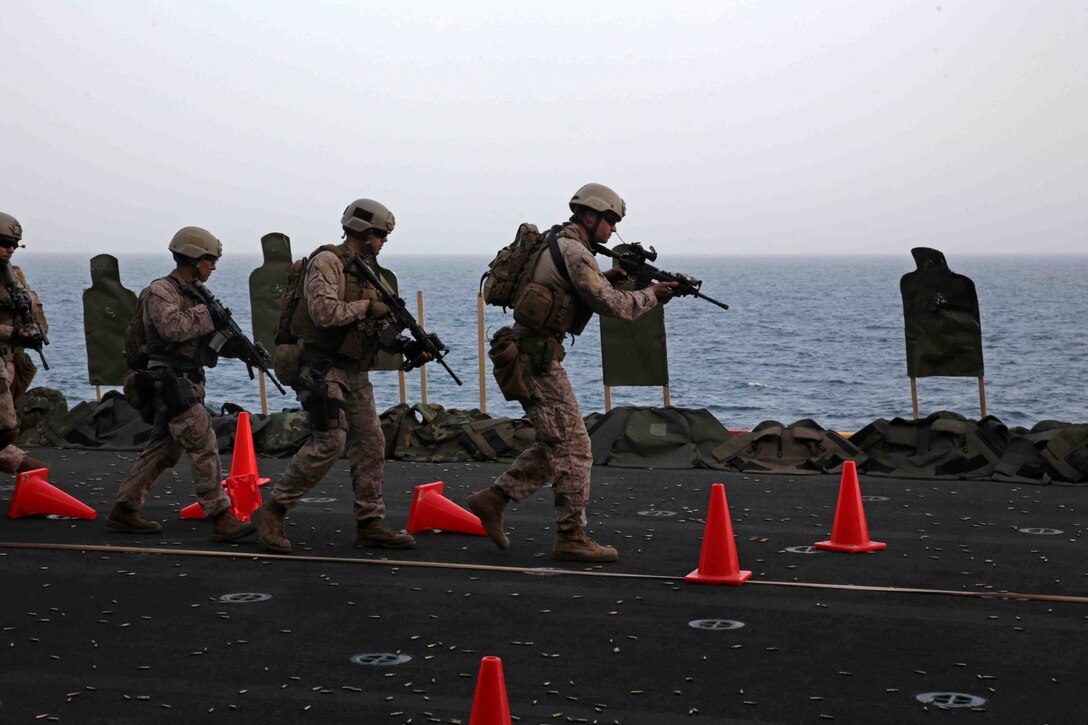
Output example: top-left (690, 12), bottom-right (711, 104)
top-left (83, 254), bottom-right (139, 386)
top-left (480, 223), bottom-right (544, 310)
top-left (168, 226), bottom-right (223, 260)
top-left (569, 183), bottom-right (626, 220)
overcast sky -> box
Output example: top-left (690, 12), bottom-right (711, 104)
top-left (4, 1), bottom-right (1086, 257)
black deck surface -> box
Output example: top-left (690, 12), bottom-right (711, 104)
top-left (1, 447), bottom-right (1085, 724)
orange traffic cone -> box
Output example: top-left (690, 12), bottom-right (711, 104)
top-left (224, 473), bottom-right (262, 522)
top-left (406, 481), bottom-right (486, 535)
top-left (225, 412), bottom-right (269, 486)
top-left (814, 460), bottom-right (886, 553)
top-left (9, 469), bottom-right (96, 520)
top-left (685, 483), bottom-right (751, 585)
top-left (469, 656), bottom-right (511, 725)
top-left (178, 474), bottom-right (262, 521)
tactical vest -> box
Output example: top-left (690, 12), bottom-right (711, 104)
top-left (143, 273), bottom-right (212, 368)
top-left (290, 243), bottom-right (382, 366)
top-left (512, 224), bottom-right (592, 338)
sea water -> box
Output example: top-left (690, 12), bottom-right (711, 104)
top-left (16, 251), bottom-right (1088, 432)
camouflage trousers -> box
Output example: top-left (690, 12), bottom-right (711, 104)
top-left (0, 357), bottom-right (30, 473)
top-left (114, 379), bottom-right (230, 518)
top-left (271, 367), bottom-right (387, 522)
top-left (495, 361), bottom-right (591, 532)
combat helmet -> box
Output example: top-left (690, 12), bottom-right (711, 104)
top-left (0, 212), bottom-right (22, 243)
top-left (569, 183), bottom-right (626, 221)
top-left (168, 226), bottom-right (223, 260)
top-left (341, 199), bottom-right (396, 235)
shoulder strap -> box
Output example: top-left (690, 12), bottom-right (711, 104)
top-left (546, 226), bottom-right (573, 283)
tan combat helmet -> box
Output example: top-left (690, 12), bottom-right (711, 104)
top-left (168, 226), bottom-right (223, 259)
top-left (569, 183), bottom-right (626, 221)
top-left (341, 199), bottom-right (396, 235)
top-left (0, 212), bottom-right (23, 242)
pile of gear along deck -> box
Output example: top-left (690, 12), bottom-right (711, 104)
top-left (1, 449), bottom-right (1084, 724)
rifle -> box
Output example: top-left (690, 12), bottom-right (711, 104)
top-left (183, 280), bottom-right (287, 395)
top-left (346, 255), bottom-right (463, 386)
top-left (591, 241), bottom-right (729, 310)
top-left (1, 264), bottom-right (49, 369)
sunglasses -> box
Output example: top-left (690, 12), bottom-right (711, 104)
top-left (0, 239), bottom-right (19, 249)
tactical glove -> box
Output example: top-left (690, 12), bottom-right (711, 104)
top-left (367, 300), bottom-right (391, 319)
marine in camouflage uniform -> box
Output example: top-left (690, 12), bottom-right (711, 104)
top-left (253, 199), bottom-right (427, 553)
top-left (0, 212), bottom-right (49, 475)
top-left (106, 227), bottom-right (255, 542)
top-left (468, 184), bottom-right (676, 562)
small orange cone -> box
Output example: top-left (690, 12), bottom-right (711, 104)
top-left (178, 474), bottom-right (262, 521)
top-left (226, 412), bottom-right (269, 486)
top-left (224, 473), bottom-right (262, 522)
top-left (814, 460), bottom-right (886, 553)
top-left (685, 483), bottom-right (751, 585)
top-left (9, 469), bottom-right (97, 520)
top-left (469, 656), bottom-right (511, 725)
top-left (406, 481), bottom-right (486, 535)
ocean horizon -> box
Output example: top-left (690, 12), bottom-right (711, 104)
top-left (14, 250), bottom-right (1088, 432)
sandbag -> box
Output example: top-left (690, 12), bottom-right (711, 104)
top-left (709, 418), bottom-right (865, 474)
top-left (851, 410), bottom-right (1009, 479)
top-left (587, 406), bottom-right (731, 469)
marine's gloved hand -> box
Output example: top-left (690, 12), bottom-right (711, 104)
top-left (603, 267), bottom-right (629, 286)
top-left (367, 300), bottom-right (391, 319)
top-left (205, 303), bottom-right (230, 328)
top-left (651, 281), bottom-right (678, 303)
top-left (10, 326), bottom-right (43, 348)
top-left (401, 337), bottom-right (435, 365)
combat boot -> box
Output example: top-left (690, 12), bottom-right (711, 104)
top-left (354, 518), bottom-right (415, 549)
top-left (466, 485), bottom-right (510, 550)
top-left (17, 457), bottom-right (49, 473)
top-left (252, 499), bottom-right (291, 553)
top-left (105, 502), bottom-right (164, 535)
top-left (552, 528), bottom-right (619, 563)
top-left (210, 510), bottom-right (256, 542)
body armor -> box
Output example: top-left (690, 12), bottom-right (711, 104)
top-left (291, 243), bottom-right (382, 367)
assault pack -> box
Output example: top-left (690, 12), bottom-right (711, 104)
top-left (122, 289), bottom-right (151, 370)
top-left (479, 223), bottom-right (545, 309)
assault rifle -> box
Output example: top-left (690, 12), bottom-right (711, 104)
top-left (1, 264), bottom-right (49, 369)
top-left (591, 241), bottom-right (729, 310)
top-left (183, 280), bottom-right (287, 395)
top-left (346, 255), bottom-right (463, 386)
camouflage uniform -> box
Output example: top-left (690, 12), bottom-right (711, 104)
top-left (496, 222), bottom-right (656, 531)
top-left (0, 262), bottom-right (48, 473)
top-left (113, 272), bottom-right (232, 517)
top-left (269, 245), bottom-right (390, 522)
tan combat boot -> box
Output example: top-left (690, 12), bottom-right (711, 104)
top-left (210, 510), bottom-right (257, 542)
top-left (17, 457), bottom-right (49, 473)
top-left (466, 485), bottom-right (510, 550)
top-left (354, 518), bottom-right (415, 549)
top-left (105, 502), bottom-right (164, 535)
top-left (252, 499), bottom-right (291, 553)
top-left (552, 528), bottom-right (619, 563)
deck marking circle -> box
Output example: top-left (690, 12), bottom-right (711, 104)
top-left (638, 510), bottom-right (676, 517)
top-left (915, 692), bottom-right (986, 708)
top-left (786, 545), bottom-right (824, 554)
top-left (1018, 527), bottom-right (1063, 535)
top-left (688, 619), bottom-right (745, 631)
top-left (351, 652), bottom-right (411, 666)
top-left (46, 514), bottom-right (79, 521)
top-left (218, 592), bottom-right (273, 604)
top-left (860, 495), bottom-right (889, 502)
top-left (301, 497), bottom-right (337, 504)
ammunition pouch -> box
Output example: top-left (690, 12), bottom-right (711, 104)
top-left (512, 282), bottom-right (575, 335)
top-left (273, 343), bottom-right (301, 386)
top-left (143, 366), bottom-right (200, 419)
top-left (518, 332), bottom-right (565, 375)
top-left (11, 350), bottom-right (37, 403)
top-left (488, 327), bottom-right (534, 402)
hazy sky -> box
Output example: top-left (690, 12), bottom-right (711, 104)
top-left (4, 1), bottom-right (1086, 256)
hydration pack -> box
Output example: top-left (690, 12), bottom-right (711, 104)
top-left (122, 289), bottom-right (151, 370)
top-left (480, 223), bottom-right (545, 309)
